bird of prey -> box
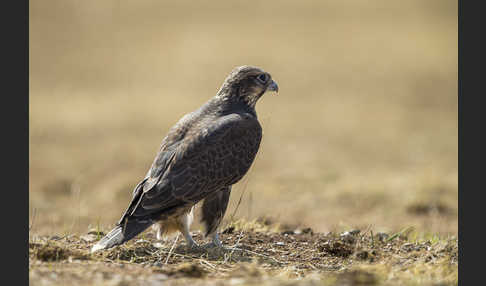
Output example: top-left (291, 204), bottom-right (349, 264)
top-left (91, 66), bottom-right (278, 252)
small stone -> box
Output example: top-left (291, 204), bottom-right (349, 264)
top-left (340, 231), bottom-right (357, 243)
top-left (281, 230), bottom-right (295, 235)
top-left (275, 241), bottom-right (285, 246)
top-left (153, 242), bottom-right (164, 248)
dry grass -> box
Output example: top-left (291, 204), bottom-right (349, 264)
top-left (30, 0), bottom-right (457, 284)
top-left (29, 220), bottom-right (458, 286)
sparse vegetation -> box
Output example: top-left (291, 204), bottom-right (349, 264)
top-left (29, 220), bottom-right (457, 286)
top-left (29, 0), bottom-right (457, 285)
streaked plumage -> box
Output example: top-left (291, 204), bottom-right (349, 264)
top-left (92, 66), bottom-right (278, 252)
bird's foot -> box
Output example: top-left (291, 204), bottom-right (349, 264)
top-left (181, 231), bottom-right (201, 251)
top-left (200, 233), bottom-right (226, 250)
top-left (211, 233), bottom-right (223, 248)
top-left (186, 241), bottom-right (200, 250)
top-left (182, 235), bottom-right (201, 250)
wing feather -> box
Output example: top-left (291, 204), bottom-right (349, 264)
top-left (122, 113), bottom-right (261, 221)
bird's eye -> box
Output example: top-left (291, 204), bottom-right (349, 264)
top-left (257, 74), bottom-right (268, 83)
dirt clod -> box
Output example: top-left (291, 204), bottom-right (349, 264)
top-left (170, 263), bottom-right (207, 278)
top-left (317, 239), bottom-right (354, 258)
top-left (301, 227), bottom-right (314, 235)
top-left (30, 243), bottom-right (88, 262)
top-left (222, 226), bottom-right (235, 234)
top-left (355, 250), bottom-right (370, 260)
top-left (33, 244), bottom-right (68, 261)
top-left (340, 231), bottom-right (359, 244)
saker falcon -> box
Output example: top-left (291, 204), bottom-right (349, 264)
top-left (91, 66), bottom-right (278, 252)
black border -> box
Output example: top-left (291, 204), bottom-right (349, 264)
top-left (4, 0), bottom-right (28, 284)
top-left (19, 1), bottom-right (465, 285)
top-left (458, 0), bottom-right (482, 284)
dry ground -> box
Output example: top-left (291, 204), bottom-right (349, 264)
top-left (29, 220), bottom-right (458, 286)
top-left (29, 0), bottom-right (457, 285)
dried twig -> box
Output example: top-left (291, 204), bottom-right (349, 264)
top-left (225, 244), bottom-right (285, 266)
top-left (199, 258), bottom-right (217, 270)
top-left (224, 231), bottom-right (244, 263)
top-left (165, 234), bottom-right (180, 264)
top-left (230, 179), bottom-right (250, 222)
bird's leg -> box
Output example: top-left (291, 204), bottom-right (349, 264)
top-left (177, 207), bottom-right (199, 249)
top-left (210, 232), bottom-right (223, 248)
top-left (200, 186), bottom-right (231, 249)
top-left (181, 225), bottom-right (198, 249)
top-left (152, 222), bottom-right (165, 241)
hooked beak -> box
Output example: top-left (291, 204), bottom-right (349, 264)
top-left (266, 80), bottom-right (279, 94)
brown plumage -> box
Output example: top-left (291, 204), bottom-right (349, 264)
top-left (92, 66), bottom-right (278, 252)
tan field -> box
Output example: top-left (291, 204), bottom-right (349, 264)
top-left (29, 0), bottom-right (457, 285)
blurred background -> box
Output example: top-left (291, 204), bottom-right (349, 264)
top-left (29, 0), bottom-right (457, 237)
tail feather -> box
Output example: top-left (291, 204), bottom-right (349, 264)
top-left (91, 219), bottom-right (154, 253)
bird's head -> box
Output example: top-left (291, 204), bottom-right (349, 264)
top-left (217, 66), bottom-right (278, 108)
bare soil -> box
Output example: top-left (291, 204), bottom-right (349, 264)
top-left (29, 220), bottom-right (458, 286)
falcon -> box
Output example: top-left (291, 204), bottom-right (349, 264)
top-left (91, 66), bottom-right (278, 252)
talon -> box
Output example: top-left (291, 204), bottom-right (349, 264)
top-left (187, 241), bottom-right (200, 249)
top-left (211, 233), bottom-right (223, 248)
